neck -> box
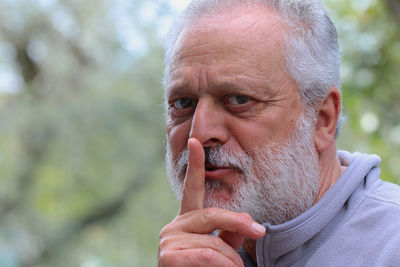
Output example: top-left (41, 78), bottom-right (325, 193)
top-left (315, 141), bottom-right (346, 203)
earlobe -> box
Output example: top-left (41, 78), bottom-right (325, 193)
top-left (314, 88), bottom-right (341, 153)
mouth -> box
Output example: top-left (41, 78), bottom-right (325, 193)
top-left (205, 165), bottom-right (221, 171)
top-left (205, 163), bottom-right (232, 170)
top-left (205, 164), bottom-right (239, 179)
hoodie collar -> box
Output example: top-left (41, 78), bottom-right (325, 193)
top-left (255, 151), bottom-right (381, 266)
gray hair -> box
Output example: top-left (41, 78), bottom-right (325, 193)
top-left (163, 0), bottom-right (344, 137)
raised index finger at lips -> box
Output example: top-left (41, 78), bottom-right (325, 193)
top-left (179, 138), bottom-right (205, 215)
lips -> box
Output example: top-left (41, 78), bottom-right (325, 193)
top-left (205, 165), bottom-right (221, 171)
top-left (205, 165), bottom-right (238, 179)
top-left (205, 164), bottom-right (230, 171)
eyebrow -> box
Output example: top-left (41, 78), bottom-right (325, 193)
top-left (209, 81), bottom-right (271, 97)
top-left (210, 81), bottom-right (243, 92)
top-left (167, 82), bottom-right (246, 98)
top-left (166, 81), bottom-right (193, 100)
top-left (167, 79), bottom-right (271, 99)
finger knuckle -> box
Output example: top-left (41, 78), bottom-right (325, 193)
top-left (207, 236), bottom-right (223, 248)
top-left (158, 236), bottom-right (171, 250)
top-left (159, 224), bottom-right (173, 239)
top-left (200, 248), bottom-right (217, 263)
top-left (237, 212), bottom-right (252, 225)
top-left (202, 207), bottom-right (217, 221)
top-left (181, 190), bottom-right (191, 201)
top-left (240, 212), bottom-right (252, 221)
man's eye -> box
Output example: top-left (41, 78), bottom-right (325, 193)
top-left (225, 95), bottom-right (251, 105)
top-left (172, 98), bottom-right (196, 110)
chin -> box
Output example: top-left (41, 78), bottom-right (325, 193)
top-left (203, 187), bottom-right (238, 210)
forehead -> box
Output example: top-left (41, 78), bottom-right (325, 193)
top-left (172, 8), bottom-right (285, 61)
top-left (166, 8), bottom-right (295, 97)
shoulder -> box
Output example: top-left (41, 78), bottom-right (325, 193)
top-left (352, 179), bottom-right (400, 227)
top-left (349, 180), bottom-right (400, 252)
top-left (322, 180), bottom-right (400, 265)
top-left (363, 180), bottom-right (400, 218)
top-left (361, 182), bottom-right (400, 265)
top-left (367, 180), bottom-right (400, 206)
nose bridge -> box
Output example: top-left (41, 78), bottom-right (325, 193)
top-left (189, 97), bottom-right (227, 146)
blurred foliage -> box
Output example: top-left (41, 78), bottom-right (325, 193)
top-left (327, 0), bottom-right (400, 182)
top-left (0, 0), bottom-right (399, 266)
top-left (0, 0), bottom-right (178, 266)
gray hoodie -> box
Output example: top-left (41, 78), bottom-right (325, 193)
top-left (240, 151), bottom-right (400, 266)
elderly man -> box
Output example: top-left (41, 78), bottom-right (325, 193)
top-left (158, 0), bottom-right (400, 266)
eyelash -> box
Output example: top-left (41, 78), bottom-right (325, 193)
top-left (168, 94), bottom-right (254, 117)
top-left (170, 98), bottom-right (197, 110)
top-left (224, 95), bottom-right (252, 106)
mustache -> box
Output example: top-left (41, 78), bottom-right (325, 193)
top-left (204, 147), bottom-right (240, 168)
top-left (177, 145), bottom-right (253, 173)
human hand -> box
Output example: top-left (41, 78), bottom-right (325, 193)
top-left (158, 138), bottom-right (266, 267)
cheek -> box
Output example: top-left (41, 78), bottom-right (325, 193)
top-left (228, 116), bottom-right (296, 149)
top-left (230, 124), bottom-right (276, 149)
top-left (167, 122), bottom-right (191, 160)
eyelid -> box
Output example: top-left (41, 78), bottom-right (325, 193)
top-left (224, 94), bottom-right (253, 105)
top-left (168, 96), bottom-right (191, 106)
top-left (168, 97), bottom-right (197, 120)
top-left (173, 98), bottom-right (197, 110)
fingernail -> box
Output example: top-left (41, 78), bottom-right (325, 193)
top-left (252, 222), bottom-right (265, 234)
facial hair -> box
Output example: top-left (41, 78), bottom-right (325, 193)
top-left (165, 113), bottom-right (320, 225)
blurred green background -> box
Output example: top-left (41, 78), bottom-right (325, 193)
top-left (0, 0), bottom-right (399, 266)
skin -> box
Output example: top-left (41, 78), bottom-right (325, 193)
top-left (159, 7), bottom-right (345, 266)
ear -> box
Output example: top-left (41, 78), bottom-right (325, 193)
top-left (314, 87), bottom-right (341, 153)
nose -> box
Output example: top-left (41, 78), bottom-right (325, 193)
top-left (189, 98), bottom-right (228, 147)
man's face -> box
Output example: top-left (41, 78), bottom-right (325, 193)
top-left (165, 9), bottom-right (320, 223)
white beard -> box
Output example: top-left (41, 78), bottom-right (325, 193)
top-left (165, 112), bottom-right (320, 225)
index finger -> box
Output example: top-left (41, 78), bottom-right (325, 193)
top-left (179, 138), bottom-right (205, 214)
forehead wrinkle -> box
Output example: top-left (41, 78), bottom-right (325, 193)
top-left (173, 41), bottom-right (220, 59)
top-left (172, 51), bottom-right (221, 65)
top-left (171, 13), bottom-right (286, 71)
top-left (235, 14), bottom-right (265, 38)
top-left (173, 37), bottom-right (250, 65)
top-left (194, 7), bottom-right (285, 44)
